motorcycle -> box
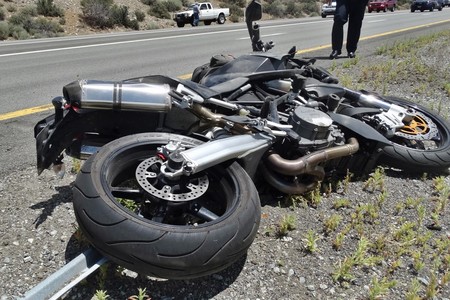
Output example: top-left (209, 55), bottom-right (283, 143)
top-left (34, 1), bottom-right (450, 280)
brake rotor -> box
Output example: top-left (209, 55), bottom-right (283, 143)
top-left (396, 111), bottom-right (438, 141)
top-left (135, 157), bottom-right (209, 202)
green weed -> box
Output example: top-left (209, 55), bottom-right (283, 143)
top-left (332, 198), bottom-right (351, 210)
top-left (94, 290), bottom-right (110, 300)
top-left (363, 167), bottom-right (385, 192)
top-left (303, 229), bottom-right (320, 253)
top-left (405, 278), bottom-right (421, 300)
top-left (323, 214), bottom-right (342, 234)
top-left (277, 214), bottom-right (297, 237)
top-left (128, 288), bottom-right (151, 300)
top-left (332, 257), bottom-right (354, 283)
top-left (368, 276), bottom-right (396, 300)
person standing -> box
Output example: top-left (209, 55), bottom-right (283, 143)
top-left (192, 2), bottom-right (200, 26)
top-left (329, 0), bottom-right (369, 59)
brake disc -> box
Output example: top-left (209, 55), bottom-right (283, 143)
top-left (396, 111), bottom-right (439, 141)
top-left (135, 157), bottom-right (209, 202)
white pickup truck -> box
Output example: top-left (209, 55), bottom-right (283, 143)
top-left (173, 2), bottom-right (230, 27)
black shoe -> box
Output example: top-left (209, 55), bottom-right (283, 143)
top-left (329, 50), bottom-right (341, 59)
top-left (348, 52), bottom-right (356, 58)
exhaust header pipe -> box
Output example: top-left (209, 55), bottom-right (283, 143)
top-left (63, 80), bottom-right (172, 112)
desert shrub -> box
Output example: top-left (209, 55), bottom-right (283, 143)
top-left (37, 0), bottom-right (64, 17)
top-left (0, 21), bottom-right (9, 40)
top-left (112, 5), bottom-right (140, 29)
top-left (110, 5), bottom-right (129, 26)
top-left (8, 12), bottom-right (33, 27)
top-left (21, 6), bottom-right (38, 17)
top-left (181, 0), bottom-right (190, 6)
top-left (10, 25), bottom-right (30, 39)
top-left (146, 21), bottom-right (161, 30)
top-left (265, 0), bottom-right (285, 18)
top-left (128, 18), bottom-right (139, 30)
top-left (163, 0), bottom-right (182, 12)
top-left (141, 0), bottom-right (157, 5)
top-left (135, 9), bottom-right (146, 22)
top-left (81, 0), bottom-right (114, 28)
top-left (148, 2), bottom-right (171, 19)
top-left (300, 1), bottom-right (319, 15)
top-left (286, 0), bottom-right (302, 17)
top-left (229, 14), bottom-right (240, 23)
top-left (0, 8), bottom-right (5, 21)
top-left (229, 4), bottom-right (244, 17)
top-left (6, 5), bottom-right (16, 13)
top-left (81, 0), bottom-right (138, 29)
top-left (228, 0), bottom-right (246, 8)
top-left (27, 17), bottom-right (64, 37)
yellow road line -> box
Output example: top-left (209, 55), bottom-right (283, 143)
top-left (0, 104), bottom-right (53, 121)
top-left (2, 18), bottom-right (449, 122)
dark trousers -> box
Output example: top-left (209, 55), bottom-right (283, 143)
top-left (332, 0), bottom-right (369, 53)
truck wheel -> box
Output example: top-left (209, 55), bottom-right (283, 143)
top-left (217, 13), bottom-right (225, 24)
top-left (177, 22), bottom-right (185, 28)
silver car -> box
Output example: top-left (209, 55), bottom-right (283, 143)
top-left (321, 1), bottom-right (337, 18)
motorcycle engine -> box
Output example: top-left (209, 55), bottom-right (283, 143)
top-left (288, 106), bottom-right (343, 149)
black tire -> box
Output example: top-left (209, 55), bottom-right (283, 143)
top-left (73, 133), bottom-right (261, 279)
top-left (375, 97), bottom-right (450, 173)
top-left (177, 22), bottom-right (185, 27)
top-left (217, 13), bottom-right (225, 24)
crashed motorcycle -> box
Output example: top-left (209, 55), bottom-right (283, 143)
top-left (34, 1), bottom-right (450, 280)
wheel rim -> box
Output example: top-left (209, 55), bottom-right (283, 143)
top-left (101, 142), bottom-right (237, 226)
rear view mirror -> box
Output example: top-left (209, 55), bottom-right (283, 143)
top-left (245, 0), bottom-right (274, 52)
top-left (245, 0), bottom-right (262, 24)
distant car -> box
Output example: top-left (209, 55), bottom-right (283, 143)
top-left (410, 0), bottom-right (443, 11)
top-left (368, 0), bottom-right (397, 12)
top-left (321, 1), bottom-right (336, 18)
top-left (443, 0), bottom-right (450, 6)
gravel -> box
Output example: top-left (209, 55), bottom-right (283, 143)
top-left (1, 30), bottom-right (450, 300)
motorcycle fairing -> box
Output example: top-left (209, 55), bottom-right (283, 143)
top-left (328, 112), bottom-right (390, 145)
top-left (200, 54), bottom-right (288, 87)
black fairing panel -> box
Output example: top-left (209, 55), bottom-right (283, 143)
top-left (328, 112), bottom-right (390, 145)
top-left (35, 107), bottom-right (198, 173)
top-left (200, 54), bottom-right (286, 87)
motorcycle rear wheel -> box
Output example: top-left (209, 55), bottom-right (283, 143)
top-left (377, 96), bottom-right (450, 173)
top-left (73, 133), bottom-right (261, 279)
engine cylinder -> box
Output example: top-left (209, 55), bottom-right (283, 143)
top-left (288, 106), bottom-right (333, 140)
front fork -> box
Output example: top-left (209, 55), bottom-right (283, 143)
top-left (157, 133), bottom-right (274, 179)
top-left (344, 89), bottom-right (415, 138)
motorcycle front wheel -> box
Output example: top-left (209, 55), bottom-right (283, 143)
top-left (376, 96), bottom-right (450, 173)
top-left (72, 133), bottom-right (261, 279)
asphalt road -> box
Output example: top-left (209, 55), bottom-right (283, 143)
top-left (1, 9), bottom-right (450, 174)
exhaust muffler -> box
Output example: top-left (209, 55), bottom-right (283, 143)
top-left (63, 80), bottom-right (172, 112)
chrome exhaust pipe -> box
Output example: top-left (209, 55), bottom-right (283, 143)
top-left (63, 80), bottom-right (172, 112)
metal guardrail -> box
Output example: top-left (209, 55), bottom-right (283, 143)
top-left (22, 248), bottom-right (108, 300)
